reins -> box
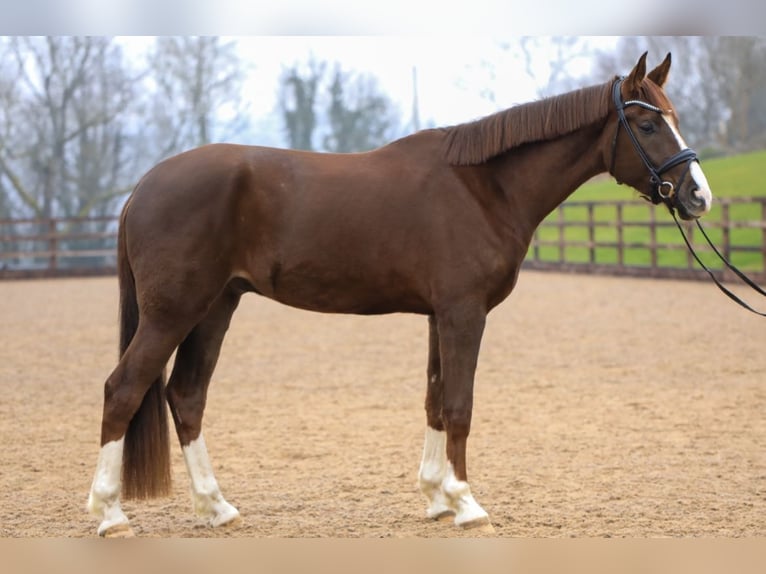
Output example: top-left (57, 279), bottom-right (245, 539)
top-left (668, 206), bottom-right (766, 317)
top-left (610, 77), bottom-right (766, 317)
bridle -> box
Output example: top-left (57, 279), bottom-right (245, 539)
top-left (608, 76), bottom-right (765, 317)
top-left (609, 77), bottom-right (699, 210)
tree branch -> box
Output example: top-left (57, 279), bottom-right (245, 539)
top-left (0, 153), bottom-right (41, 216)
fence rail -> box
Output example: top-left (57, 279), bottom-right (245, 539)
top-left (1, 198), bottom-right (765, 283)
top-left (0, 215), bottom-right (118, 279)
top-left (524, 197), bottom-right (766, 284)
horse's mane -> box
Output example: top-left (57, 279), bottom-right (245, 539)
top-left (443, 79), bottom-right (616, 166)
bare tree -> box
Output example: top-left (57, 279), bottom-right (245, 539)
top-left (278, 60), bottom-right (402, 152)
top-left (705, 37), bottom-right (766, 150)
top-left (470, 38), bottom-right (599, 113)
top-left (322, 66), bottom-right (400, 153)
top-left (0, 36), bottom-right (138, 219)
top-left (144, 36), bottom-right (249, 159)
top-left (278, 59), bottom-right (325, 151)
top-left (520, 37), bottom-right (596, 97)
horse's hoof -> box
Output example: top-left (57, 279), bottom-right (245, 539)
top-left (459, 515), bottom-right (495, 533)
top-left (427, 507), bottom-right (456, 522)
top-left (474, 522), bottom-right (496, 534)
top-left (206, 506), bottom-right (242, 528)
top-left (101, 523), bottom-right (135, 538)
top-left (201, 499), bottom-right (241, 528)
top-left (218, 514), bottom-right (243, 528)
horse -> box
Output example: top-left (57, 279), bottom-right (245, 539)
top-left (87, 52), bottom-right (713, 537)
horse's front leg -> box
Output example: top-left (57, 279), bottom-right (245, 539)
top-left (418, 315), bottom-right (455, 521)
top-left (419, 304), bottom-right (492, 529)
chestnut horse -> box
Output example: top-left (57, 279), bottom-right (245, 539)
top-left (88, 53), bottom-right (712, 536)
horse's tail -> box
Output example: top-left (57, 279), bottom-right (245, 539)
top-left (117, 199), bottom-right (172, 500)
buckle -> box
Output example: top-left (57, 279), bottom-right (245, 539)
top-left (658, 180), bottom-right (675, 199)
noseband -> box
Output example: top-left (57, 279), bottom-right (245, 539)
top-left (609, 77), bottom-right (699, 208)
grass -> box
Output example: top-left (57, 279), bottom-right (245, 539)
top-left (529, 150), bottom-right (766, 273)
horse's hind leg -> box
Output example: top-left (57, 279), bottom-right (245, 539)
top-left (166, 284), bottom-right (242, 528)
top-left (88, 317), bottom-right (193, 537)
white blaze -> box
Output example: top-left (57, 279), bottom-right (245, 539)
top-left (662, 115), bottom-right (713, 213)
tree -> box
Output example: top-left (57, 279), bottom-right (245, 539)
top-left (705, 37), bottom-right (766, 151)
top-left (519, 37), bottom-right (596, 97)
top-left (323, 66), bottom-right (400, 153)
top-left (278, 59), bottom-right (402, 152)
top-left (278, 59), bottom-right (325, 151)
top-left (143, 36), bottom-right (250, 160)
top-left (0, 36), bottom-right (138, 219)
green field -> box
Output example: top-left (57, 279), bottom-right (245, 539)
top-left (530, 149), bottom-right (766, 272)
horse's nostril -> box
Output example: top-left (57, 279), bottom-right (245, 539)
top-left (686, 186), bottom-right (712, 215)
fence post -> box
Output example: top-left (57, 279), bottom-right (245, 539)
top-left (761, 198), bottom-right (766, 284)
top-left (649, 205), bottom-right (657, 274)
top-left (686, 218), bottom-right (694, 271)
top-left (721, 201), bottom-right (731, 282)
top-left (587, 203), bottom-right (595, 265)
top-left (722, 201), bottom-right (731, 259)
top-left (48, 218), bottom-right (58, 271)
top-left (558, 205), bottom-right (565, 263)
top-left (616, 203), bottom-right (624, 269)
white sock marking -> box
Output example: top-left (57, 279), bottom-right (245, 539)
top-left (182, 434), bottom-right (240, 526)
top-left (88, 437), bottom-right (130, 535)
top-left (442, 463), bottom-right (489, 527)
top-left (419, 427), bottom-right (448, 484)
top-left (418, 427), bottom-right (489, 525)
top-left (418, 427), bottom-right (454, 518)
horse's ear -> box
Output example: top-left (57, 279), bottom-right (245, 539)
top-left (647, 52), bottom-right (672, 87)
top-left (625, 52), bottom-right (648, 95)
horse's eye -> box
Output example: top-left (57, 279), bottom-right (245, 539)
top-left (638, 121), bottom-right (656, 134)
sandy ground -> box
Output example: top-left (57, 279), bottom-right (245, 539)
top-left (0, 271), bottom-right (764, 538)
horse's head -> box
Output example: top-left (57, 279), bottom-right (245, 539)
top-left (605, 52), bottom-right (713, 220)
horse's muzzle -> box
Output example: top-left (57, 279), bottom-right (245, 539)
top-left (676, 181), bottom-right (712, 220)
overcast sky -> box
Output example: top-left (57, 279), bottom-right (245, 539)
top-left (233, 36), bottom-right (573, 127)
top-left (122, 35), bottom-right (619, 145)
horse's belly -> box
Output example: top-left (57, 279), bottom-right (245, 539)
top-left (267, 265), bottom-right (431, 316)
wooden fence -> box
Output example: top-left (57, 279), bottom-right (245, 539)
top-left (1, 197), bottom-right (765, 283)
top-left (525, 197), bottom-right (766, 284)
top-left (0, 215), bottom-right (118, 279)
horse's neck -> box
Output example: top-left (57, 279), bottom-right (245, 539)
top-left (491, 124), bottom-right (606, 229)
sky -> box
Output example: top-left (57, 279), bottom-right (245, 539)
top-left (234, 36), bottom-right (624, 146)
top-left (6, 0), bottom-right (764, 35)
top-left (10, 0), bottom-right (764, 147)
top-left (121, 35), bottom-right (620, 147)
top-left (231, 36), bottom-right (610, 126)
